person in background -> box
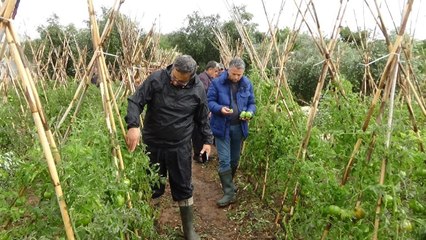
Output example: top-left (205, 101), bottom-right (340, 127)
top-left (125, 55), bottom-right (213, 240)
top-left (192, 60), bottom-right (219, 163)
top-left (217, 62), bottom-right (225, 76)
top-left (207, 57), bottom-right (256, 207)
top-left (90, 66), bottom-right (99, 87)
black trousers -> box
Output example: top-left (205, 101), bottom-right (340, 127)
top-left (147, 142), bottom-right (193, 201)
top-left (191, 124), bottom-right (204, 160)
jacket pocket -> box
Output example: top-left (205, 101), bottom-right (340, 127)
top-left (237, 90), bottom-right (251, 111)
top-left (239, 90), bottom-right (250, 98)
top-left (210, 116), bottom-right (226, 138)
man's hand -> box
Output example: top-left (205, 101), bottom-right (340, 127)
top-left (126, 127), bottom-right (140, 152)
top-left (200, 144), bottom-right (211, 158)
top-left (221, 106), bottom-right (233, 115)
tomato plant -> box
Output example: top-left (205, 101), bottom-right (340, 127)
top-left (242, 75), bottom-right (426, 239)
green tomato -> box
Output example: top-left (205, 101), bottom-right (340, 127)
top-left (339, 209), bottom-right (354, 220)
top-left (282, 205), bottom-right (290, 213)
top-left (327, 205), bottom-right (341, 216)
top-left (353, 207), bottom-right (366, 219)
top-left (401, 219), bottom-right (413, 232)
top-left (409, 200), bottom-right (425, 213)
top-left (123, 178), bottom-right (131, 187)
top-left (76, 214), bottom-right (92, 226)
top-left (43, 190), bottom-right (53, 199)
top-left (383, 194), bottom-right (393, 204)
top-left (115, 194), bottom-right (125, 207)
top-left (240, 111), bottom-right (247, 118)
top-left (414, 169), bottom-right (426, 178)
top-left (245, 111), bottom-right (253, 119)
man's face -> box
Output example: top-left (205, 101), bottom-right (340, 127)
top-left (170, 68), bottom-right (192, 87)
top-left (207, 67), bottom-right (219, 78)
top-left (227, 67), bottom-right (244, 83)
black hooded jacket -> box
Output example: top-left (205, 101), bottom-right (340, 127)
top-left (125, 65), bottom-right (214, 148)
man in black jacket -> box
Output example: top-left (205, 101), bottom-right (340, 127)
top-left (125, 55), bottom-right (213, 240)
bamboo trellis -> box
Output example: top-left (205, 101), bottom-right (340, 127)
top-left (223, 0), bottom-right (423, 239)
top-left (56, 0), bottom-right (126, 142)
top-left (85, 0), bottom-right (127, 175)
top-left (319, 1), bottom-right (418, 239)
top-left (0, 0), bottom-right (74, 239)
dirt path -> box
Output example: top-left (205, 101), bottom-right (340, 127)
top-left (156, 148), bottom-right (241, 239)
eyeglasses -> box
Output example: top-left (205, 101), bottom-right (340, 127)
top-left (170, 70), bottom-right (190, 88)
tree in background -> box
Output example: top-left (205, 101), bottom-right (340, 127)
top-left (27, 14), bottom-right (80, 78)
top-left (162, 5), bottom-right (262, 71)
top-left (21, 8), bottom-right (426, 103)
top-left (28, 8), bottom-right (128, 79)
top-left (219, 5), bottom-right (262, 70)
top-left (286, 34), bottom-right (323, 104)
top-left (165, 11), bottom-right (221, 71)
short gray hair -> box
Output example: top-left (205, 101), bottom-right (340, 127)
top-left (228, 57), bottom-right (245, 70)
top-left (205, 60), bottom-right (219, 70)
top-left (173, 55), bottom-right (197, 74)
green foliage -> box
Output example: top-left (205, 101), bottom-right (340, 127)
top-left (340, 27), bottom-right (369, 46)
top-left (59, 112), bottom-right (156, 239)
top-left (0, 95), bottom-right (34, 154)
top-left (165, 11), bottom-right (221, 70)
top-left (0, 83), bottom-right (157, 239)
top-left (161, 5), bottom-right (263, 70)
top-left (337, 44), bottom-right (364, 92)
top-left (242, 74), bottom-right (426, 238)
top-left (286, 34), bottom-right (323, 103)
top-left (33, 14), bottom-right (80, 78)
top-left (412, 39), bottom-right (426, 82)
top-left (220, 5), bottom-right (261, 44)
top-left (30, 9), bottom-right (133, 78)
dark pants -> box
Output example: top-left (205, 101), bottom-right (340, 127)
top-left (191, 125), bottom-right (204, 161)
top-left (147, 142), bottom-right (193, 201)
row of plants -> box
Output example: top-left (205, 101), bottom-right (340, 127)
top-left (0, 84), bottom-right (159, 239)
top-left (241, 71), bottom-right (426, 239)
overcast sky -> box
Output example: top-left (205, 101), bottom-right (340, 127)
top-left (12, 0), bottom-right (426, 40)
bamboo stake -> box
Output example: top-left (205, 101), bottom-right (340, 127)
top-left (261, 154), bottom-right (269, 200)
top-left (341, 0), bottom-right (412, 184)
top-left (2, 6), bottom-right (74, 240)
top-left (341, 37), bottom-right (402, 186)
top-left (56, 54), bottom-right (97, 131)
top-left (7, 23), bottom-right (61, 164)
top-left (57, 0), bottom-right (123, 134)
top-left (372, 45), bottom-right (400, 240)
top-left (321, 1), bottom-right (414, 239)
top-left (295, 0), bottom-right (348, 159)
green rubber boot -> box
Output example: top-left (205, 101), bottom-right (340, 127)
top-left (179, 205), bottom-right (200, 240)
top-left (217, 170), bottom-right (236, 207)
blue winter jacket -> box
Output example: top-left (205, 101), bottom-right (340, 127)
top-left (207, 72), bottom-right (256, 139)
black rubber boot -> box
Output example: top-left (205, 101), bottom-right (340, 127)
top-left (179, 205), bottom-right (200, 240)
top-left (231, 165), bottom-right (238, 193)
top-left (231, 165), bottom-right (238, 178)
top-left (217, 170), bottom-right (236, 207)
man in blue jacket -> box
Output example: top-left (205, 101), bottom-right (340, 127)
top-left (207, 57), bottom-right (256, 207)
top-left (125, 55), bottom-right (213, 240)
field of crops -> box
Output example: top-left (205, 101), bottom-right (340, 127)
top-left (1, 0), bottom-right (426, 239)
